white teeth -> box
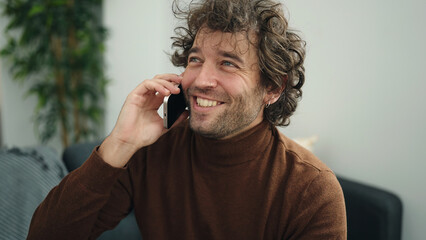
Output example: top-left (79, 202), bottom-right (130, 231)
top-left (196, 97), bottom-right (218, 107)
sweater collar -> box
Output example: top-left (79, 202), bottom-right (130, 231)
top-left (191, 119), bottom-right (275, 166)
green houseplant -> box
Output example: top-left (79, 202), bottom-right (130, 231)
top-left (0, 0), bottom-right (108, 147)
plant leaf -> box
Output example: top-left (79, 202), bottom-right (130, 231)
top-left (28, 5), bottom-right (44, 17)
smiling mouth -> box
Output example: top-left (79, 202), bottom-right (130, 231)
top-left (196, 97), bottom-right (223, 107)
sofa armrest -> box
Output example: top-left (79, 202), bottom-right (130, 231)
top-left (62, 141), bottom-right (101, 172)
top-left (337, 176), bottom-right (403, 240)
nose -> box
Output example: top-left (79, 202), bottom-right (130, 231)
top-left (193, 63), bottom-right (218, 89)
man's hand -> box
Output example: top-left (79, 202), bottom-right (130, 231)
top-left (99, 74), bottom-right (188, 168)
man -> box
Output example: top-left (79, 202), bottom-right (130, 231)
top-left (28, 0), bottom-right (346, 239)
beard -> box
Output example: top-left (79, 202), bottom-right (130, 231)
top-left (186, 85), bottom-right (265, 139)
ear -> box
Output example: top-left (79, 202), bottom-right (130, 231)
top-left (263, 75), bottom-right (287, 105)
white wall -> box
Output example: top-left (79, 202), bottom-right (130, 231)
top-left (1, 0), bottom-right (425, 239)
top-left (0, 18), bottom-right (40, 148)
top-left (282, 0), bottom-right (426, 239)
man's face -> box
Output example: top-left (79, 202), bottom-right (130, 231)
top-left (181, 28), bottom-right (267, 139)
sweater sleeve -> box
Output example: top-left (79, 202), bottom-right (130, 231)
top-left (288, 170), bottom-right (347, 240)
top-left (27, 148), bottom-right (133, 240)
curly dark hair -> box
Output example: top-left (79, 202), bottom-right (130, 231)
top-left (171, 0), bottom-right (306, 126)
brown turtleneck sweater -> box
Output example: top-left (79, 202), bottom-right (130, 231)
top-left (28, 120), bottom-right (346, 239)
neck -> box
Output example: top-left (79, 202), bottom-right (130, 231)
top-left (192, 119), bottom-right (274, 166)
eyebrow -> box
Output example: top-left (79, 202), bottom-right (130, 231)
top-left (188, 47), bottom-right (245, 65)
top-left (220, 51), bottom-right (244, 65)
top-left (188, 47), bottom-right (199, 55)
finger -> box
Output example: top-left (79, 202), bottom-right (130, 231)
top-left (148, 92), bottom-right (168, 109)
top-left (153, 73), bottom-right (183, 85)
top-left (157, 79), bottom-right (181, 94)
top-left (133, 80), bottom-right (170, 97)
top-left (133, 79), bottom-right (181, 97)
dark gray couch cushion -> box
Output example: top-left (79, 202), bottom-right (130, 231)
top-left (62, 141), bottom-right (102, 172)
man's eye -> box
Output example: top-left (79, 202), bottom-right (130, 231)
top-left (222, 61), bottom-right (236, 67)
top-left (188, 57), bottom-right (200, 63)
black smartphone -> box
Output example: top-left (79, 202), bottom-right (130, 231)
top-left (163, 85), bottom-right (187, 129)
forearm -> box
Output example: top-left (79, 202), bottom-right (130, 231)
top-left (27, 149), bottom-right (127, 240)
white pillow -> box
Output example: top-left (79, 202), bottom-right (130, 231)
top-left (293, 135), bottom-right (318, 152)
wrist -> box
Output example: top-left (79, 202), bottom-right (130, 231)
top-left (98, 136), bottom-right (139, 168)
